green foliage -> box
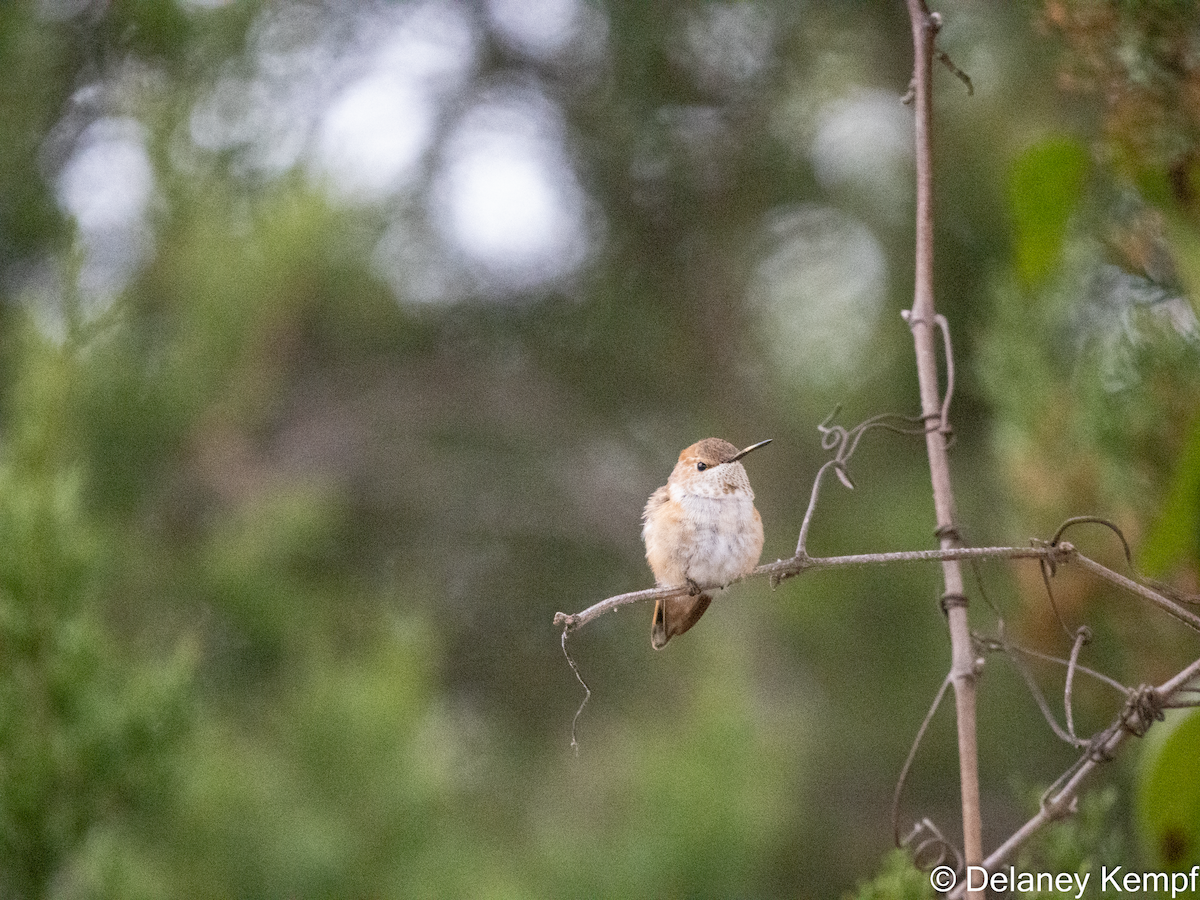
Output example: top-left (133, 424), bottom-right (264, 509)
top-left (980, 196), bottom-right (1200, 547)
top-left (843, 850), bottom-right (934, 900)
top-left (1137, 708), bottom-right (1200, 869)
top-left (535, 630), bottom-right (815, 898)
top-left (162, 623), bottom-right (456, 900)
top-left (1009, 137), bottom-right (1091, 285)
top-left (0, 332), bottom-right (194, 900)
top-left (0, 4), bottom-right (71, 256)
top-left (1141, 417), bottom-right (1200, 574)
top-left (985, 5), bottom-right (1200, 559)
top-left (1044, 0), bottom-right (1200, 180)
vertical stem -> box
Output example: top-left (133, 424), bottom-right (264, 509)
top-left (905, 1), bottom-right (984, 893)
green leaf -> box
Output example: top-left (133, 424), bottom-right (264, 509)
top-left (1140, 416), bottom-right (1200, 575)
top-left (1137, 708), bottom-right (1200, 869)
top-left (1008, 136), bottom-right (1091, 285)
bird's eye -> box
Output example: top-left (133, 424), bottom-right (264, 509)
top-left (696, 462), bottom-right (708, 471)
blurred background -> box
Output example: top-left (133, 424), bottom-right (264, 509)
top-left (2, 0), bottom-right (1200, 897)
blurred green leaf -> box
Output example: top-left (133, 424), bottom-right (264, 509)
top-left (1141, 416), bottom-right (1200, 574)
top-left (1008, 136), bottom-right (1090, 285)
top-left (1137, 708), bottom-right (1200, 869)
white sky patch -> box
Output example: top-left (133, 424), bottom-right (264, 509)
top-left (751, 204), bottom-right (886, 390)
top-left (58, 119), bottom-right (154, 233)
top-left (485, 0), bottom-right (583, 59)
top-left (188, 3), bottom-right (331, 178)
top-left (430, 91), bottom-right (589, 294)
top-left (310, 1), bottom-right (476, 200)
top-left (186, 0), bottom-right (591, 299)
top-left (372, 0), bottom-right (477, 86)
top-left (55, 116), bottom-right (156, 304)
top-left (443, 138), bottom-right (561, 263)
top-left (190, 0), bottom-right (476, 195)
top-left (314, 74), bottom-right (435, 200)
top-left (811, 89), bottom-right (913, 215)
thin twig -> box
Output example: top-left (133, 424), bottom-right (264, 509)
top-left (795, 410), bottom-right (927, 557)
top-left (901, 818), bottom-right (964, 875)
top-left (934, 314), bottom-right (956, 433)
top-left (1050, 516), bottom-right (1133, 564)
top-left (553, 543), bottom-right (1069, 633)
top-left (561, 629), bottom-right (591, 754)
top-left (1072, 551), bottom-right (1200, 633)
top-left (974, 634), bottom-right (1087, 748)
top-left (936, 48), bottom-right (973, 95)
top-left (796, 459), bottom-right (844, 559)
top-left (1039, 556), bottom-right (1076, 641)
top-left (1064, 627), bottom-right (1091, 743)
top-left (893, 675), bottom-right (953, 846)
top-left (1000, 638), bottom-right (1129, 696)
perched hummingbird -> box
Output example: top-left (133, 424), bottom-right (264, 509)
top-left (642, 438), bottom-right (771, 649)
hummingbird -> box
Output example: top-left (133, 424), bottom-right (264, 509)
top-left (642, 438), bottom-right (771, 649)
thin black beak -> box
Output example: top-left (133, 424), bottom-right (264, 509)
top-left (727, 439), bottom-right (772, 464)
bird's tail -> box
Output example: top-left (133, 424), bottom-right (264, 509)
top-left (651, 592), bottom-right (713, 649)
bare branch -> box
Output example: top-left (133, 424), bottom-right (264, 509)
top-left (1072, 551), bottom-right (1200, 633)
top-left (554, 585), bottom-right (686, 633)
top-left (903, 1), bottom-right (983, 888)
top-left (1158, 655), bottom-right (1200, 697)
top-left (553, 543), bottom-right (1068, 633)
top-left (947, 661), bottom-right (1200, 899)
top-left (897, 531), bottom-right (1200, 889)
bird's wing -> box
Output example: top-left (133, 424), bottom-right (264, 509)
top-left (642, 485), bottom-right (669, 522)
